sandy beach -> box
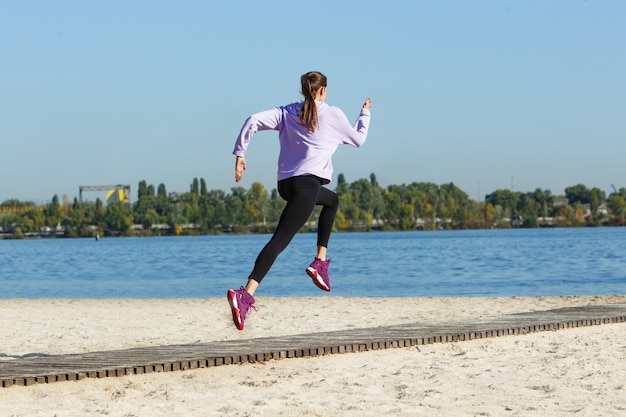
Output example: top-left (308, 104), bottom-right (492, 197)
top-left (1, 295), bottom-right (625, 416)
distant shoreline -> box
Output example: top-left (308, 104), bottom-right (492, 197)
top-left (3, 223), bottom-right (625, 240)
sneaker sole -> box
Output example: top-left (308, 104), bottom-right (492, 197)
top-left (227, 289), bottom-right (244, 330)
top-left (306, 267), bottom-right (331, 291)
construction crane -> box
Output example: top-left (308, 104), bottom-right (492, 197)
top-left (79, 185), bottom-right (131, 205)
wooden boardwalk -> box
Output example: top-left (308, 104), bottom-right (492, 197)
top-left (1, 303), bottom-right (625, 388)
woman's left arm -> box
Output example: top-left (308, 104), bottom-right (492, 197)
top-left (232, 107), bottom-right (283, 182)
top-left (232, 107), bottom-right (283, 157)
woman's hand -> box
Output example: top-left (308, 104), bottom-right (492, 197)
top-left (362, 98), bottom-right (371, 110)
top-left (235, 156), bottom-right (246, 182)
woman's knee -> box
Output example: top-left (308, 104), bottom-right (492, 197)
top-left (319, 188), bottom-right (339, 209)
top-left (329, 191), bottom-right (339, 209)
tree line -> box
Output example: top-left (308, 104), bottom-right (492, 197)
top-left (2, 174), bottom-right (625, 238)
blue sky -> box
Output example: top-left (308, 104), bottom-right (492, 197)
top-left (1, 0), bottom-right (624, 203)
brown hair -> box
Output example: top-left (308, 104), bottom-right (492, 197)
top-left (299, 71), bottom-right (327, 132)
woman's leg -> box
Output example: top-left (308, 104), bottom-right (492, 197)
top-left (315, 187), bottom-right (339, 260)
top-left (304, 186), bottom-right (338, 292)
top-left (246, 176), bottom-right (322, 294)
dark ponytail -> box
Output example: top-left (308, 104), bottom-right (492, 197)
top-left (299, 71), bottom-right (327, 132)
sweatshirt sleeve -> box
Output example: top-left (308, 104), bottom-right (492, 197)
top-left (232, 107), bottom-right (283, 157)
top-left (338, 107), bottom-right (370, 147)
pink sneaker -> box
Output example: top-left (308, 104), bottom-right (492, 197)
top-left (306, 257), bottom-right (331, 292)
top-left (227, 287), bottom-right (257, 330)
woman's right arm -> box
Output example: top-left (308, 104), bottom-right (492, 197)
top-left (338, 98), bottom-right (371, 147)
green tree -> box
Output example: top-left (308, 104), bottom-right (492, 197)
top-left (80, 201), bottom-right (98, 232)
top-left (409, 182), bottom-right (438, 220)
top-left (167, 203), bottom-right (186, 234)
top-left (485, 189), bottom-right (521, 226)
top-left (201, 189), bottom-right (228, 229)
top-left (226, 187), bottom-right (247, 227)
top-left (95, 198), bottom-right (106, 228)
top-left (134, 180), bottom-right (159, 228)
top-left (349, 178), bottom-right (380, 228)
top-left (137, 180), bottom-right (149, 200)
top-left (267, 188), bottom-right (286, 226)
top-left (607, 194), bottom-right (626, 225)
top-left (338, 193), bottom-right (359, 230)
top-left (533, 188), bottom-right (553, 220)
top-left (485, 189), bottom-right (520, 215)
top-left (191, 177), bottom-right (200, 197)
top-left (68, 197), bottom-right (89, 236)
top-left (46, 195), bottom-right (62, 226)
top-left (156, 183), bottom-right (169, 217)
top-left (589, 187), bottom-right (606, 223)
top-left (1, 199), bottom-right (36, 208)
top-left (398, 203), bottom-right (414, 230)
top-left (564, 184), bottom-right (590, 205)
top-left (178, 192), bottom-right (200, 226)
top-left (246, 182), bottom-right (270, 226)
top-left (104, 203), bottom-right (133, 235)
top-left (383, 190), bottom-right (402, 227)
top-left (565, 184), bottom-right (606, 224)
top-left (20, 208), bottom-right (45, 233)
top-left (484, 202), bottom-right (495, 228)
top-left (336, 173), bottom-right (349, 196)
top-left (438, 183), bottom-right (469, 228)
top-left (517, 193), bottom-right (540, 227)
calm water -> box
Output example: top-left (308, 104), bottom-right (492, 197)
top-left (1, 228), bottom-right (625, 299)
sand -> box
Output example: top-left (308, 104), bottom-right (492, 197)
top-left (1, 295), bottom-right (625, 416)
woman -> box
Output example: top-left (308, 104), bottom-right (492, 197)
top-left (228, 71), bottom-right (371, 330)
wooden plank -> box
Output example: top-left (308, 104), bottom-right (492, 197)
top-left (0, 304), bottom-right (624, 388)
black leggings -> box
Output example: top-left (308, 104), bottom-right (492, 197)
top-left (248, 175), bottom-right (338, 284)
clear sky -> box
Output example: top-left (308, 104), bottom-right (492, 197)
top-left (1, 0), bottom-right (624, 204)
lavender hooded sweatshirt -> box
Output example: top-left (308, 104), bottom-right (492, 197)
top-left (233, 101), bottom-right (370, 184)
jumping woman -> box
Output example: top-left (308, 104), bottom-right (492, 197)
top-left (227, 71), bottom-right (371, 330)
